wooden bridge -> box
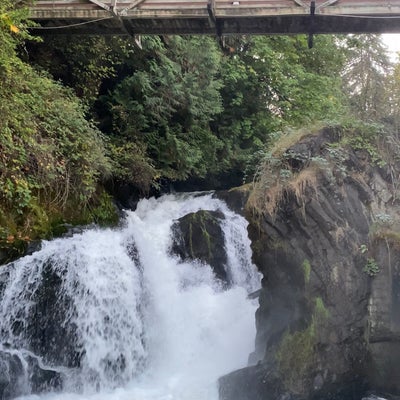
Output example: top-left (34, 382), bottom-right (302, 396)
top-left (29, 0), bottom-right (400, 35)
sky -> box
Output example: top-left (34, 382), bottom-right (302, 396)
top-left (382, 34), bottom-right (400, 61)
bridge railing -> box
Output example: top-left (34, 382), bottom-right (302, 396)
top-left (28, 0), bottom-right (400, 35)
top-left (31, 0), bottom-right (400, 17)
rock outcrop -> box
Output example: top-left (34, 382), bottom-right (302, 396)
top-left (220, 127), bottom-right (400, 400)
top-left (171, 209), bottom-right (229, 284)
top-left (0, 349), bottom-right (62, 399)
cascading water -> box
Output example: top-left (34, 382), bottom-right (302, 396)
top-left (0, 193), bottom-right (260, 400)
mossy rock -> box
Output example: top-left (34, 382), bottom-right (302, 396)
top-left (170, 209), bottom-right (229, 284)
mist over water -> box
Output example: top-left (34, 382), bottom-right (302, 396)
top-left (0, 193), bottom-right (260, 400)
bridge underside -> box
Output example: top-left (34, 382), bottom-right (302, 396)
top-left (30, 0), bottom-right (400, 35)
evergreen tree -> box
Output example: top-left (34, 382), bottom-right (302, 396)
top-left (342, 35), bottom-right (392, 120)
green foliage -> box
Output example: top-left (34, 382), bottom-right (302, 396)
top-left (364, 258), bottom-right (380, 277)
top-left (82, 190), bottom-right (119, 226)
top-left (0, 2), bottom-right (111, 252)
top-left (342, 35), bottom-right (392, 121)
top-left (276, 323), bottom-right (316, 394)
top-left (341, 120), bottom-right (386, 166)
top-left (0, 0), bottom-right (38, 76)
top-left (302, 259), bottom-right (311, 284)
top-left (104, 35), bottom-right (224, 183)
top-left (216, 36), bottom-right (346, 179)
top-left (108, 140), bottom-right (156, 193)
top-left (28, 35), bottom-right (134, 103)
top-left (374, 213), bottom-right (393, 226)
top-left (314, 297), bottom-right (329, 322)
top-left (34, 33), bottom-right (350, 189)
top-left (276, 296), bottom-right (329, 393)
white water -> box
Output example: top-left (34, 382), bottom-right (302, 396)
top-left (0, 193), bottom-right (260, 400)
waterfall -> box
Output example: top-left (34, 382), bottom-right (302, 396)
top-left (0, 193), bottom-right (260, 400)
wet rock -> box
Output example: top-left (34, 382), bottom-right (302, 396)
top-left (0, 260), bottom-right (82, 370)
top-left (219, 364), bottom-right (287, 400)
top-left (25, 261), bottom-right (82, 368)
top-left (214, 186), bottom-right (251, 216)
top-left (170, 209), bottom-right (229, 284)
top-left (0, 350), bottom-right (62, 399)
top-left (0, 351), bottom-right (26, 399)
top-left (26, 353), bottom-right (63, 393)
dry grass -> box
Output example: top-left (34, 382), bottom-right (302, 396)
top-left (288, 168), bottom-right (319, 205)
top-left (248, 165), bottom-right (320, 218)
top-left (270, 126), bottom-right (322, 158)
top-left (247, 125), bottom-right (330, 219)
top-left (370, 227), bottom-right (400, 250)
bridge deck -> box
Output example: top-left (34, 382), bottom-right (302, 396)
top-left (29, 0), bottom-right (400, 35)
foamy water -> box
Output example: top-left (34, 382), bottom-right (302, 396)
top-left (0, 193), bottom-right (260, 400)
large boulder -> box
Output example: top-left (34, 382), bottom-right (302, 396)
top-left (170, 209), bottom-right (229, 284)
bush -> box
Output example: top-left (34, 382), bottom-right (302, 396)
top-left (0, 2), bottom-right (112, 252)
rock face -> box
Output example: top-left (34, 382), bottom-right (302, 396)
top-left (171, 209), bottom-right (229, 284)
top-left (0, 349), bottom-right (62, 399)
top-left (0, 259), bottom-right (73, 398)
top-left (0, 260), bottom-right (82, 370)
top-left (219, 128), bottom-right (400, 400)
top-left (24, 260), bottom-right (83, 369)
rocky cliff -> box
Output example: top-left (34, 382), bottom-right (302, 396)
top-left (220, 127), bottom-right (400, 400)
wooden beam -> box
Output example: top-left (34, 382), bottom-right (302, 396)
top-left (120, 0), bottom-right (147, 15)
top-left (87, 0), bottom-right (110, 11)
top-left (110, 0), bottom-right (117, 15)
top-left (293, 0), bottom-right (308, 8)
top-left (207, 0), bottom-right (216, 24)
top-left (316, 0), bottom-right (338, 12)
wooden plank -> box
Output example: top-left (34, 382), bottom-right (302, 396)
top-left (120, 0), bottom-right (147, 14)
top-left (293, 0), bottom-right (307, 7)
top-left (29, 0), bottom-right (400, 28)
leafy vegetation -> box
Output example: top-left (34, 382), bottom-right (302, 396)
top-left (363, 258), bottom-right (380, 277)
top-left (28, 33), bottom-right (351, 190)
top-left (302, 259), bottom-right (311, 284)
top-left (2, 0), bottom-right (400, 261)
top-left (0, 1), bottom-right (116, 258)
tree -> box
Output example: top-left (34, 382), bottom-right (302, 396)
top-left (27, 35), bottom-right (134, 102)
top-left (342, 34), bottom-right (392, 121)
top-left (214, 35), bottom-right (346, 179)
top-left (0, 0), bottom-right (113, 250)
top-left (105, 35), bottom-right (224, 184)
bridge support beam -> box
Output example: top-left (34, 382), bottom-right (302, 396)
top-left (87, 0), bottom-right (110, 11)
top-left (293, 0), bottom-right (308, 9)
top-left (308, 0), bottom-right (315, 48)
top-left (120, 0), bottom-right (147, 15)
top-left (316, 0), bottom-right (338, 12)
top-left (28, 0), bottom-right (400, 36)
top-left (207, 0), bottom-right (223, 45)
